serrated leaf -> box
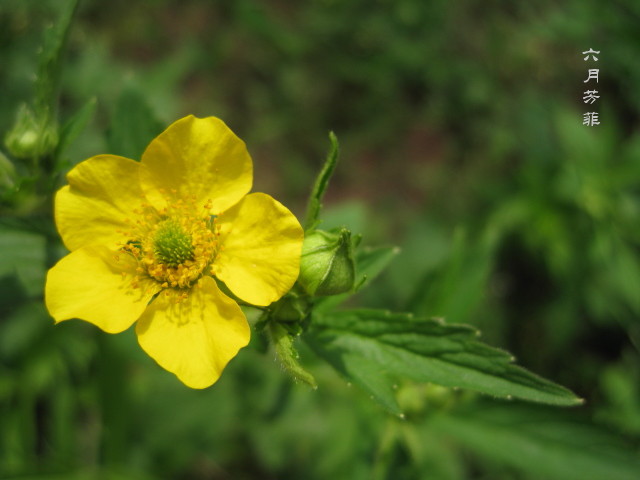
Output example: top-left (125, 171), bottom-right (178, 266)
top-left (428, 403), bottom-right (640, 480)
top-left (107, 87), bottom-right (164, 160)
top-left (305, 309), bottom-right (581, 414)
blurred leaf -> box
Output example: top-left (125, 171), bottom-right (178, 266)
top-left (5, 469), bottom-right (158, 480)
top-left (428, 403), bottom-right (640, 480)
top-left (354, 246), bottom-right (401, 290)
top-left (0, 225), bottom-right (46, 297)
top-left (385, 219), bottom-right (452, 308)
top-left (399, 419), bottom-right (466, 480)
top-left (50, 322), bottom-right (96, 373)
top-left (54, 96), bottom-right (97, 164)
top-left (320, 201), bottom-right (369, 234)
top-left (306, 309), bottom-right (582, 415)
top-left (598, 361), bottom-right (640, 435)
top-left (35, 0), bottom-right (80, 113)
top-left (0, 150), bottom-right (17, 195)
top-left (23, 342), bottom-right (64, 393)
top-left (0, 301), bottom-right (48, 360)
top-left (409, 228), bottom-right (494, 323)
top-left (107, 87), bottom-right (163, 160)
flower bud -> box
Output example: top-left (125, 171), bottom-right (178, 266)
top-left (298, 228), bottom-right (355, 296)
top-left (4, 104), bottom-right (59, 160)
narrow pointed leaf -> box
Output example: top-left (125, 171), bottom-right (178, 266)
top-left (55, 97), bottom-right (97, 162)
top-left (304, 132), bottom-right (339, 230)
top-left (305, 309), bottom-right (582, 414)
top-left (107, 87), bottom-right (164, 160)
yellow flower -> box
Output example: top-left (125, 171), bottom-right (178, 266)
top-left (45, 115), bottom-right (304, 388)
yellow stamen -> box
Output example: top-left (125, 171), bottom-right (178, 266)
top-left (119, 197), bottom-right (219, 291)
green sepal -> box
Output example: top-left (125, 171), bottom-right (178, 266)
top-left (268, 322), bottom-right (317, 388)
top-left (269, 292), bottom-right (310, 333)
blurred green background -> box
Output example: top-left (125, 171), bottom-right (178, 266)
top-left (1, 0), bottom-right (640, 478)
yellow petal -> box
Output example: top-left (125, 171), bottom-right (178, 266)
top-left (215, 192), bottom-right (303, 306)
top-left (135, 276), bottom-right (249, 388)
top-left (55, 154), bottom-right (144, 251)
top-left (139, 115), bottom-right (252, 214)
top-left (45, 245), bottom-right (160, 333)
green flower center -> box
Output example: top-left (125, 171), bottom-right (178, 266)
top-left (153, 218), bottom-right (195, 267)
